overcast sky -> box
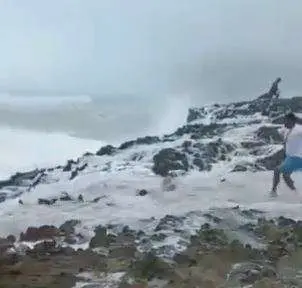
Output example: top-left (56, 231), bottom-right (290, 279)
top-left (0, 0), bottom-right (301, 102)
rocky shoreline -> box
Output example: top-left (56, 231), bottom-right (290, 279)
top-left (0, 94), bottom-right (298, 196)
top-left (1, 207), bottom-right (302, 287)
top-left (2, 89), bottom-right (302, 287)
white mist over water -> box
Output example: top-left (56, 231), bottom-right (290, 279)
top-left (0, 92), bottom-right (192, 179)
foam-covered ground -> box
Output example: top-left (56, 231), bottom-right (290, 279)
top-left (1, 95), bottom-right (301, 260)
top-left (1, 166), bottom-right (302, 246)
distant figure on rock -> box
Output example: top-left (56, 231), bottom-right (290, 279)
top-left (270, 112), bottom-right (302, 197)
top-left (258, 77), bottom-right (282, 101)
top-left (268, 77), bottom-right (282, 99)
top-left (259, 77), bottom-right (282, 116)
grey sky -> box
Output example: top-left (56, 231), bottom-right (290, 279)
top-left (0, 0), bottom-right (301, 102)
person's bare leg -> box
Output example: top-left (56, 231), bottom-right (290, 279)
top-left (271, 168), bottom-right (280, 195)
top-left (283, 173), bottom-right (296, 191)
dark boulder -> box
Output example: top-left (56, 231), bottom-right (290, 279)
top-left (119, 136), bottom-right (160, 150)
top-left (38, 198), bottom-right (57, 205)
top-left (173, 123), bottom-right (227, 139)
top-left (89, 226), bottom-right (109, 248)
top-left (69, 163), bottom-right (88, 180)
top-left (59, 220), bottom-right (80, 235)
top-left (0, 169), bottom-right (41, 189)
top-left (96, 145), bottom-right (117, 156)
top-left (187, 107), bottom-right (207, 123)
top-left (232, 165), bottom-right (248, 172)
top-left (63, 160), bottom-right (77, 172)
top-left (152, 148), bottom-right (189, 177)
top-left (20, 225), bottom-right (61, 242)
top-left (256, 149), bottom-right (285, 170)
top-left (255, 126), bottom-right (283, 144)
top-left (136, 189), bottom-right (148, 196)
top-left (0, 193), bottom-right (6, 203)
top-left (240, 141), bottom-right (265, 149)
top-left (59, 192), bottom-right (73, 201)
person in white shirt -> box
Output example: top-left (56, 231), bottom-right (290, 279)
top-left (270, 112), bottom-right (302, 196)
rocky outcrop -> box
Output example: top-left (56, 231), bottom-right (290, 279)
top-left (0, 169), bottom-right (42, 189)
top-left (119, 136), bottom-right (160, 150)
top-left (96, 144), bottom-right (117, 156)
top-left (1, 211), bottom-right (302, 287)
top-left (152, 148), bottom-right (189, 177)
top-left (256, 149), bottom-right (285, 170)
top-left (255, 126), bottom-right (283, 144)
top-left (20, 225), bottom-right (61, 242)
top-left (172, 123), bottom-right (228, 139)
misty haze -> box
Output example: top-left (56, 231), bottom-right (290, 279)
top-left (0, 0), bottom-right (301, 102)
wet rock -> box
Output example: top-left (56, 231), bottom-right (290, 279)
top-left (96, 145), bottom-right (117, 156)
top-left (136, 189), bottom-right (148, 196)
top-left (277, 216), bottom-right (296, 228)
top-left (63, 159), bottom-right (77, 172)
top-left (232, 164), bottom-right (248, 172)
top-left (38, 198), bottom-right (57, 205)
top-left (91, 196), bottom-right (102, 203)
top-left (241, 209), bottom-right (264, 218)
top-left (241, 141), bottom-right (266, 149)
top-left (181, 140), bottom-right (192, 151)
top-left (18, 199), bottom-right (23, 205)
top-left (20, 225), bottom-right (61, 242)
top-left (150, 233), bottom-right (167, 242)
top-left (119, 136), bottom-right (160, 150)
top-left (192, 157), bottom-right (206, 171)
top-left (256, 126), bottom-right (283, 144)
top-left (59, 220), bottom-right (81, 235)
top-left (109, 245), bottom-right (137, 259)
top-left (173, 123), bottom-right (227, 138)
top-left (28, 240), bottom-right (58, 256)
top-left (271, 114), bottom-right (284, 124)
top-left (78, 194), bottom-right (84, 202)
top-left (155, 215), bottom-right (184, 232)
top-left (192, 139), bottom-right (235, 168)
top-left (256, 149), bottom-right (285, 170)
top-left (0, 192), bottom-right (7, 203)
top-left (129, 252), bottom-right (172, 280)
top-left (187, 107), bottom-right (207, 122)
top-left (193, 224), bottom-right (229, 247)
top-left (203, 213), bottom-right (222, 224)
top-left (152, 148), bottom-right (189, 177)
top-left (59, 192), bottom-right (73, 201)
top-left (70, 163), bottom-right (88, 180)
top-left (89, 226), bottom-right (109, 248)
top-left (0, 169), bottom-right (41, 189)
top-left (227, 262), bottom-right (276, 286)
top-left (29, 172), bottom-right (46, 189)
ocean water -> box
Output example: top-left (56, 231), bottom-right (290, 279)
top-left (0, 92), bottom-right (191, 179)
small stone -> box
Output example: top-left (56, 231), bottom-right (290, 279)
top-left (59, 192), bottom-right (73, 201)
top-left (59, 219), bottom-right (80, 235)
top-left (136, 189), bottom-right (148, 196)
top-left (92, 197), bottom-right (101, 203)
top-left (38, 198), bottom-right (57, 205)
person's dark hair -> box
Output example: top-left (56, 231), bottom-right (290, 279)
top-left (284, 112), bottom-right (297, 122)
